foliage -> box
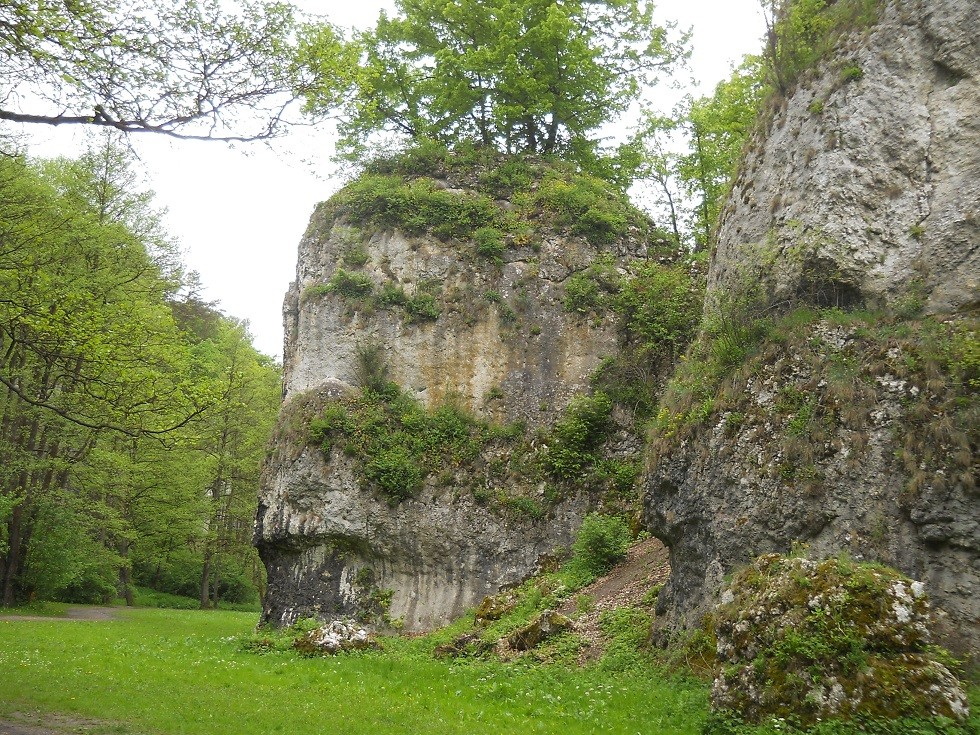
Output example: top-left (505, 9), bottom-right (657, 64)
top-left (309, 385), bottom-right (492, 503)
top-left (635, 57), bottom-right (766, 250)
top-left (474, 226), bottom-right (505, 262)
top-left (596, 606), bottom-right (656, 674)
top-left (571, 514), bottom-right (632, 577)
top-left (329, 173), bottom-right (499, 240)
top-left (615, 261), bottom-right (704, 357)
top-left (0, 140), bottom-right (280, 610)
top-left (534, 171), bottom-right (633, 245)
top-left (296, 0), bottom-right (688, 168)
top-left (543, 392), bottom-right (613, 479)
top-left (0, 0), bottom-right (299, 141)
top-left (404, 292), bottom-right (442, 322)
top-left (328, 149), bottom-right (651, 255)
top-left (23, 494), bottom-right (120, 604)
top-left (564, 255), bottom-right (705, 420)
top-left (327, 268), bottom-right (375, 299)
top-left (761, 0), bottom-right (883, 96)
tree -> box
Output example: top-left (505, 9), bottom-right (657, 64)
top-left (632, 56), bottom-right (765, 249)
top-left (0, 141), bottom-right (207, 604)
top-left (759, 0), bottom-right (881, 96)
top-left (675, 56), bottom-right (766, 248)
top-left (186, 318), bottom-right (280, 609)
top-left (296, 0), bottom-right (688, 165)
top-left (0, 0), bottom-right (298, 141)
top-left (627, 114), bottom-right (684, 244)
top-left (0, 139), bottom-right (282, 607)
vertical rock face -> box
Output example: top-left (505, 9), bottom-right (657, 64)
top-left (258, 159), bottom-right (663, 630)
top-left (282, 215), bottom-right (629, 425)
top-left (710, 0), bottom-right (979, 313)
top-left (644, 0), bottom-right (979, 656)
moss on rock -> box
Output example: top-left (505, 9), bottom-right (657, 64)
top-left (710, 554), bottom-right (970, 727)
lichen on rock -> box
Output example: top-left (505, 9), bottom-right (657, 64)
top-left (709, 553), bottom-right (970, 727)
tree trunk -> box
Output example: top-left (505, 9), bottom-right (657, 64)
top-left (2, 503), bottom-right (24, 606)
top-left (199, 550), bottom-right (212, 609)
top-left (211, 552), bottom-right (221, 610)
top-left (118, 541), bottom-right (134, 606)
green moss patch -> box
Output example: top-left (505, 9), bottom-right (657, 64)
top-left (324, 144), bottom-right (659, 250)
top-left (708, 554), bottom-right (970, 729)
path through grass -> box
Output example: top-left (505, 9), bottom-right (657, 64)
top-left (0, 607), bottom-right (708, 735)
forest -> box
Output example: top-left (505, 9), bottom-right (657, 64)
top-left (0, 138), bottom-right (281, 609)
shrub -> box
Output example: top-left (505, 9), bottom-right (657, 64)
top-left (326, 268), bottom-right (374, 299)
top-left (563, 255), bottom-right (621, 314)
top-left (342, 248), bottom-right (369, 267)
top-left (365, 446), bottom-right (424, 502)
top-left (574, 206), bottom-right (627, 245)
top-left (534, 171), bottom-right (634, 246)
top-left (353, 342), bottom-right (389, 392)
top-left (310, 385), bottom-right (501, 503)
top-left (544, 391), bottom-right (613, 479)
top-left (377, 283), bottom-right (409, 307)
top-left (474, 226), bottom-right (505, 262)
top-left (331, 174), bottom-right (499, 240)
top-left (615, 262), bottom-right (702, 357)
top-left (841, 63), bottom-right (864, 82)
top-left (23, 495), bottom-right (119, 604)
top-left (479, 158), bottom-right (535, 197)
top-left (404, 292), bottom-right (441, 322)
top-left (572, 513), bottom-right (631, 576)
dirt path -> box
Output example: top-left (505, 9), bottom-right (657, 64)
top-left (0, 606), bottom-right (120, 623)
top-left (557, 536), bottom-right (671, 663)
top-left (0, 712), bottom-right (127, 735)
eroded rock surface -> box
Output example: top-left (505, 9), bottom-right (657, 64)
top-left (710, 0), bottom-right (979, 313)
top-left (645, 0), bottom-right (979, 657)
top-left (259, 160), bottom-right (665, 630)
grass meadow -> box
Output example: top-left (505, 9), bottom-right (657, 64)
top-left (0, 607), bottom-right (708, 735)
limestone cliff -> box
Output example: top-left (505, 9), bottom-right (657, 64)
top-left (258, 153), bottom-right (683, 630)
top-left (643, 0), bottom-right (979, 656)
top-left (710, 0), bottom-right (979, 313)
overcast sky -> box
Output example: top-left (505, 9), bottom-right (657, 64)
top-left (22, 0), bottom-right (767, 359)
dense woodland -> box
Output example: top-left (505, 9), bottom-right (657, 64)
top-left (0, 139), bottom-right (281, 608)
top-left (0, 0), bottom-right (882, 607)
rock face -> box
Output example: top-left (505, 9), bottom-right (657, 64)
top-left (710, 0), bottom-right (979, 314)
top-left (258, 158), bottom-right (661, 630)
top-left (644, 0), bottom-right (979, 657)
top-left (283, 214), bottom-right (636, 426)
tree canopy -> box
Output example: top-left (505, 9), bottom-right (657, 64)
top-left (0, 0), bottom-right (298, 140)
top-left (0, 138), bottom-right (280, 608)
top-left (296, 0), bottom-right (688, 164)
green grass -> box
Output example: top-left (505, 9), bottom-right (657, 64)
top-left (0, 600), bottom-right (71, 617)
top-left (131, 587), bottom-right (261, 612)
top-left (0, 607), bottom-right (709, 735)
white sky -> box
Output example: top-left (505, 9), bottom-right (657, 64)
top-left (21, 0), bottom-right (767, 359)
